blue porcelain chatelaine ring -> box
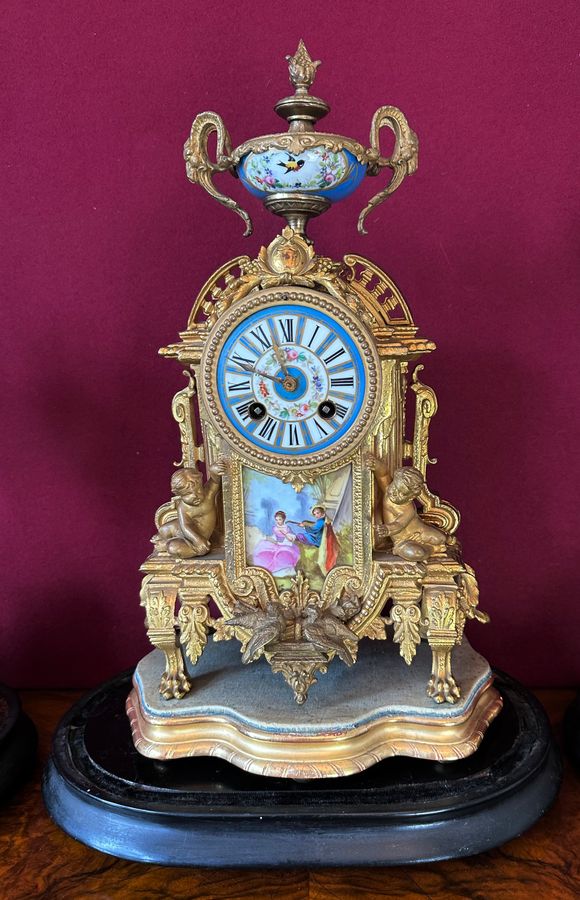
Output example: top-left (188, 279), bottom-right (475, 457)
top-left (184, 40), bottom-right (418, 236)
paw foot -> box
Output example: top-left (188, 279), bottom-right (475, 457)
top-left (427, 675), bottom-right (461, 704)
top-left (160, 672), bottom-right (191, 700)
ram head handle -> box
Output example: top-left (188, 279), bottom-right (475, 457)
top-left (183, 111), bottom-right (253, 236)
top-left (358, 106), bottom-right (418, 235)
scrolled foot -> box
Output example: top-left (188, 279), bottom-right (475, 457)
top-left (160, 671), bottom-right (191, 700)
top-left (427, 675), bottom-right (461, 704)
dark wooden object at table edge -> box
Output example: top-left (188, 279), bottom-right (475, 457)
top-left (564, 690), bottom-right (580, 769)
top-left (0, 682), bottom-right (37, 802)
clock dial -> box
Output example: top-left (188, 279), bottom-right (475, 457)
top-left (216, 304), bottom-right (366, 456)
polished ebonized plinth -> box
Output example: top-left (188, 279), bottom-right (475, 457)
top-left (43, 670), bottom-right (561, 867)
top-left (0, 683), bottom-right (37, 802)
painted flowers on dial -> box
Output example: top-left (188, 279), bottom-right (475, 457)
top-left (258, 347), bottom-right (325, 420)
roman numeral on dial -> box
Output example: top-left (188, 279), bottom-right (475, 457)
top-left (235, 402), bottom-right (251, 421)
top-left (249, 325), bottom-right (271, 350)
top-left (286, 422), bottom-right (300, 447)
top-left (278, 317), bottom-right (295, 343)
top-left (330, 376), bottom-right (355, 388)
top-left (306, 324), bottom-right (320, 348)
top-left (323, 346), bottom-right (346, 365)
top-left (231, 352), bottom-right (255, 366)
top-left (257, 416), bottom-right (277, 442)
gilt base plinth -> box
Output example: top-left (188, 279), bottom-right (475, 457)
top-left (127, 639), bottom-right (501, 778)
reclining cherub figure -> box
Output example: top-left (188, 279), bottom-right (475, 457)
top-left (152, 459), bottom-right (227, 558)
top-left (367, 455), bottom-right (446, 561)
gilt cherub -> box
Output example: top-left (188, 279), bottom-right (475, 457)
top-left (366, 455), bottom-right (446, 561)
top-left (153, 459), bottom-right (228, 558)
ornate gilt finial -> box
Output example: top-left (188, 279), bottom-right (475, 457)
top-left (286, 39), bottom-right (321, 96)
top-left (184, 45), bottom-right (418, 235)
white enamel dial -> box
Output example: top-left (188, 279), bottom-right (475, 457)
top-left (217, 303), bottom-right (362, 455)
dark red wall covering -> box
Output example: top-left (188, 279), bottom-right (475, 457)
top-left (2, 1), bottom-right (579, 688)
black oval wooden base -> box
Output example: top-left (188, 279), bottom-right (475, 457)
top-left (0, 683), bottom-right (37, 803)
top-left (42, 670), bottom-right (561, 867)
top-left (564, 690), bottom-right (580, 769)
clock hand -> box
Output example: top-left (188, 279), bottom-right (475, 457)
top-left (271, 338), bottom-right (289, 376)
top-left (229, 359), bottom-right (298, 392)
top-left (229, 360), bottom-right (286, 385)
top-left (255, 368), bottom-right (287, 385)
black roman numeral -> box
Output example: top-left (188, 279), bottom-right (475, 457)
top-left (235, 402), bottom-right (251, 421)
top-left (335, 403), bottom-right (348, 419)
top-left (279, 317), bottom-right (294, 343)
top-left (330, 376), bottom-right (355, 388)
top-left (323, 347), bottom-right (346, 365)
top-left (228, 379), bottom-right (251, 392)
top-left (287, 423), bottom-right (299, 446)
top-left (307, 324), bottom-right (320, 348)
top-left (258, 416), bottom-right (277, 441)
top-left (231, 352), bottom-right (255, 366)
top-left (313, 418), bottom-right (329, 437)
top-left (249, 325), bottom-right (271, 350)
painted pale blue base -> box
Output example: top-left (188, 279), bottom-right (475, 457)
top-left (134, 637), bottom-right (492, 734)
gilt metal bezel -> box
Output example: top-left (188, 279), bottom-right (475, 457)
top-left (200, 286), bottom-right (381, 471)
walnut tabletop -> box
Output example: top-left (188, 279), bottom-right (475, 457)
top-left (0, 688), bottom-right (578, 899)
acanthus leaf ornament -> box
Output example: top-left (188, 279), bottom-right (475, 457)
top-left (389, 602), bottom-right (422, 665)
top-left (171, 369), bottom-right (203, 468)
top-left (177, 601), bottom-right (210, 666)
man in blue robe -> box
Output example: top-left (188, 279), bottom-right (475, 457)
top-left (296, 507), bottom-right (326, 546)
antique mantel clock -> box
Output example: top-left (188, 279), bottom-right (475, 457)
top-left (127, 41), bottom-right (501, 778)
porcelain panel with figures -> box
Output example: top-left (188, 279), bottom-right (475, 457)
top-left (243, 464), bottom-right (353, 591)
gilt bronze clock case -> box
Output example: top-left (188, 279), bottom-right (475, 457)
top-left (126, 40), bottom-right (503, 760)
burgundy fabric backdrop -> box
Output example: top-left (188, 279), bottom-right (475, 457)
top-left (2, 1), bottom-right (579, 688)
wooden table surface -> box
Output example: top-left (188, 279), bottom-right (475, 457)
top-left (0, 688), bottom-right (578, 899)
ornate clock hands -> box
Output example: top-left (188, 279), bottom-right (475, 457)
top-left (231, 359), bottom-right (283, 383)
top-left (220, 304), bottom-right (367, 455)
top-left (271, 338), bottom-right (290, 377)
top-left (230, 359), bottom-right (297, 392)
top-left (270, 339), bottom-right (298, 390)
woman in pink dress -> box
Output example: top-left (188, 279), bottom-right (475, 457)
top-left (252, 511), bottom-right (301, 577)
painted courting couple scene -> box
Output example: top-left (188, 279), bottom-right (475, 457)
top-left (243, 465), bottom-right (353, 590)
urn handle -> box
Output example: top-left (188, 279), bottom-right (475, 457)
top-left (358, 106), bottom-right (419, 235)
top-left (183, 112), bottom-right (253, 236)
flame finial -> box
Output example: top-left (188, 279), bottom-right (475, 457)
top-left (286, 40), bottom-right (321, 96)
